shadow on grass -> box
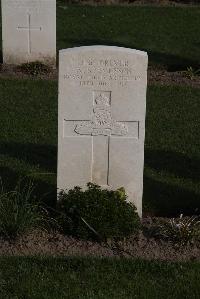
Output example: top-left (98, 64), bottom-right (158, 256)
top-left (1, 143), bottom-right (199, 217)
top-left (0, 142), bottom-right (57, 210)
top-left (0, 142), bottom-right (57, 173)
top-left (143, 176), bottom-right (200, 217)
top-left (64, 38), bottom-right (200, 70)
top-left (0, 166), bottom-right (57, 211)
top-left (144, 149), bottom-right (200, 216)
top-left (0, 142), bottom-right (57, 209)
top-left (145, 149), bottom-right (200, 182)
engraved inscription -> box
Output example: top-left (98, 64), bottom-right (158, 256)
top-left (63, 58), bottom-right (142, 87)
top-left (75, 93), bottom-right (128, 136)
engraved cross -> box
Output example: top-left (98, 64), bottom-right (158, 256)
top-left (17, 13), bottom-right (42, 54)
top-left (64, 92), bottom-right (139, 187)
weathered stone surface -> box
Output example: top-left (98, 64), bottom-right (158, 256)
top-left (57, 46), bottom-right (148, 216)
top-left (1, 0), bottom-right (56, 65)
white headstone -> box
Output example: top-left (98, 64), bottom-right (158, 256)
top-left (1, 0), bottom-right (56, 65)
top-left (58, 46), bottom-right (148, 216)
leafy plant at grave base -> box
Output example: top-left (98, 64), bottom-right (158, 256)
top-left (182, 66), bottom-right (200, 80)
top-left (159, 214), bottom-right (200, 247)
top-left (57, 182), bottom-right (140, 241)
top-left (0, 178), bottom-right (52, 239)
top-left (17, 61), bottom-right (51, 76)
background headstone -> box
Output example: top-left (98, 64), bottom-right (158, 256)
top-left (58, 46), bottom-right (148, 216)
top-left (1, 0), bottom-right (56, 65)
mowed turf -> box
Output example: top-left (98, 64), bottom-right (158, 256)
top-left (56, 4), bottom-right (200, 69)
top-left (0, 78), bottom-right (199, 216)
top-left (0, 256), bottom-right (200, 299)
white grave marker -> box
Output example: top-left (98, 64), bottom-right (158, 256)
top-left (58, 46), bottom-right (148, 216)
top-left (1, 0), bottom-right (56, 65)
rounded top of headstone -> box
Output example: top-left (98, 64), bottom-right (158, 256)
top-left (59, 45), bottom-right (147, 57)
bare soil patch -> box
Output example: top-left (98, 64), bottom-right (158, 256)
top-left (0, 64), bottom-right (58, 81)
top-left (61, 0), bottom-right (200, 7)
top-left (148, 66), bottom-right (200, 88)
top-left (0, 64), bottom-right (199, 88)
top-left (0, 218), bottom-right (199, 261)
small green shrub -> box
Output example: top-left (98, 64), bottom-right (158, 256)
top-left (160, 214), bottom-right (200, 247)
top-left (17, 61), bottom-right (51, 76)
top-left (0, 179), bottom-right (51, 239)
top-left (57, 183), bottom-right (140, 240)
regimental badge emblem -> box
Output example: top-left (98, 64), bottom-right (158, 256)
top-left (75, 93), bottom-right (128, 136)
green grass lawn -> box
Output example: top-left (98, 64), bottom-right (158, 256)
top-left (0, 78), bottom-right (199, 216)
top-left (56, 5), bottom-right (200, 70)
top-left (0, 256), bottom-right (200, 299)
